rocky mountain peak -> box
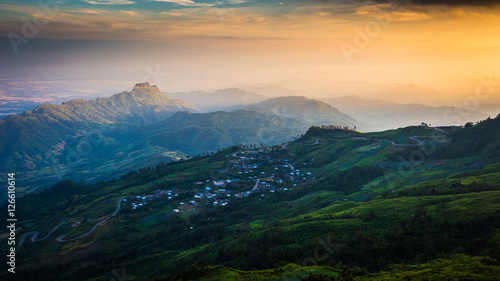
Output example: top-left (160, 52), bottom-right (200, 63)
top-left (133, 82), bottom-right (160, 91)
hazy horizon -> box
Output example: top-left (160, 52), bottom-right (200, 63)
top-left (1, 0), bottom-right (500, 107)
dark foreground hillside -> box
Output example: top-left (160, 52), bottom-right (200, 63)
top-left (1, 115), bottom-right (500, 280)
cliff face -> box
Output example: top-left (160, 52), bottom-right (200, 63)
top-left (133, 82), bottom-right (160, 91)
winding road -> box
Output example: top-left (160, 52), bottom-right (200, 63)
top-left (19, 197), bottom-right (126, 250)
top-left (359, 127), bottom-right (449, 147)
top-left (57, 197), bottom-right (125, 242)
top-left (18, 220), bottom-right (67, 252)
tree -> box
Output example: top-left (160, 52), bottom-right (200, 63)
top-left (339, 265), bottom-right (354, 281)
top-left (301, 271), bottom-right (335, 281)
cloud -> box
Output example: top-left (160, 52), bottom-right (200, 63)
top-left (121, 10), bottom-right (139, 16)
top-left (316, 11), bottom-right (331, 16)
top-left (353, 3), bottom-right (499, 21)
top-left (147, 0), bottom-right (213, 6)
top-left (83, 0), bottom-right (134, 4)
top-left (160, 11), bottom-right (188, 16)
top-left (350, 0), bottom-right (500, 7)
top-left (66, 9), bottom-right (109, 14)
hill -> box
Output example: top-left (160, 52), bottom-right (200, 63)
top-left (0, 82), bottom-right (197, 195)
top-left (322, 95), bottom-right (488, 131)
top-left (3, 114), bottom-right (500, 280)
top-left (142, 110), bottom-right (308, 155)
top-left (227, 96), bottom-right (366, 131)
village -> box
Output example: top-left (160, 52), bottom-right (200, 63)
top-left (126, 149), bottom-right (316, 213)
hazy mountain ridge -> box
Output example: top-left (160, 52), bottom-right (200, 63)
top-left (168, 88), bottom-right (267, 112)
top-left (226, 96), bottom-right (367, 130)
top-left (374, 83), bottom-right (445, 104)
top-left (0, 85), bottom-right (329, 197)
top-left (322, 95), bottom-right (489, 131)
top-left (241, 84), bottom-right (309, 97)
top-left (0, 82), bottom-right (197, 194)
top-left (23, 82), bottom-right (197, 125)
top-left (143, 110), bottom-right (308, 155)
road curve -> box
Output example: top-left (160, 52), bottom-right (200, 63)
top-left (18, 232), bottom-right (39, 252)
top-left (18, 220), bottom-right (67, 253)
top-left (20, 197), bottom-right (126, 246)
top-left (57, 197), bottom-right (125, 242)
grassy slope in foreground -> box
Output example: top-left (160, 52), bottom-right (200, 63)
top-left (3, 117), bottom-right (500, 280)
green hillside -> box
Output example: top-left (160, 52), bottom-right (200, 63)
top-left (1, 115), bottom-right (500, 280)
top-left (143, 110), bottom-right (309, 155)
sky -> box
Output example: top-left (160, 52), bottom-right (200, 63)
top-left (0, 0), bottom-right (499, 103)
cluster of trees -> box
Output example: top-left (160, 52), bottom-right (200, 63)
top-left (316, 125), bottom-right (357, 131)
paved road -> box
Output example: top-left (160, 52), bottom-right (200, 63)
top-left (18, 232), bottom-right (39, 252)
top-left (305, 137), bottom-right (320, 146)
top-left (366, 128), bottom-right (448, 147)
top-left (252, 179), bottom-right (261, 191)
top-left (285, 137), bottom-right (320, 148)
top-left (433, 127), bottom-right (449, 134)
top-left (58, 197), bottom-right (125, 242)
top-left (20, 197), bottom-right (126, 246)
top-left (18, 220), bottom-right (67, 253)
top-left (232, 151), bottom-right (257, 158)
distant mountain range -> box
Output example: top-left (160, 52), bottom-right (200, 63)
top-left (0, 82), bottom-right (196, 195)
top-left (372, 83), bottom-right (446, 104)
top-left (241, 84), bottom-right (309, 98)
top-left (3, 81), bottom-right (494, 197)
top-left (227, 96), bottom-right (366, 130)
top-left (168, 88), bottom-right (267, 112)
top-left (142, 110), bottom-right (308, 156)
top-left (322, 95), bottom-right (489, 131)
top-left (0, 83), bottom-right (361, 197)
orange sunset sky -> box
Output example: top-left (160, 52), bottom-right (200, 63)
top-left (0, 0), bottom-right (499, 103)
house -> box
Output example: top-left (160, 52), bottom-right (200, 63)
top-left (173, 209), bottom-right (180, 213)
top-left (214, 181), bottom-right (225, 186)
